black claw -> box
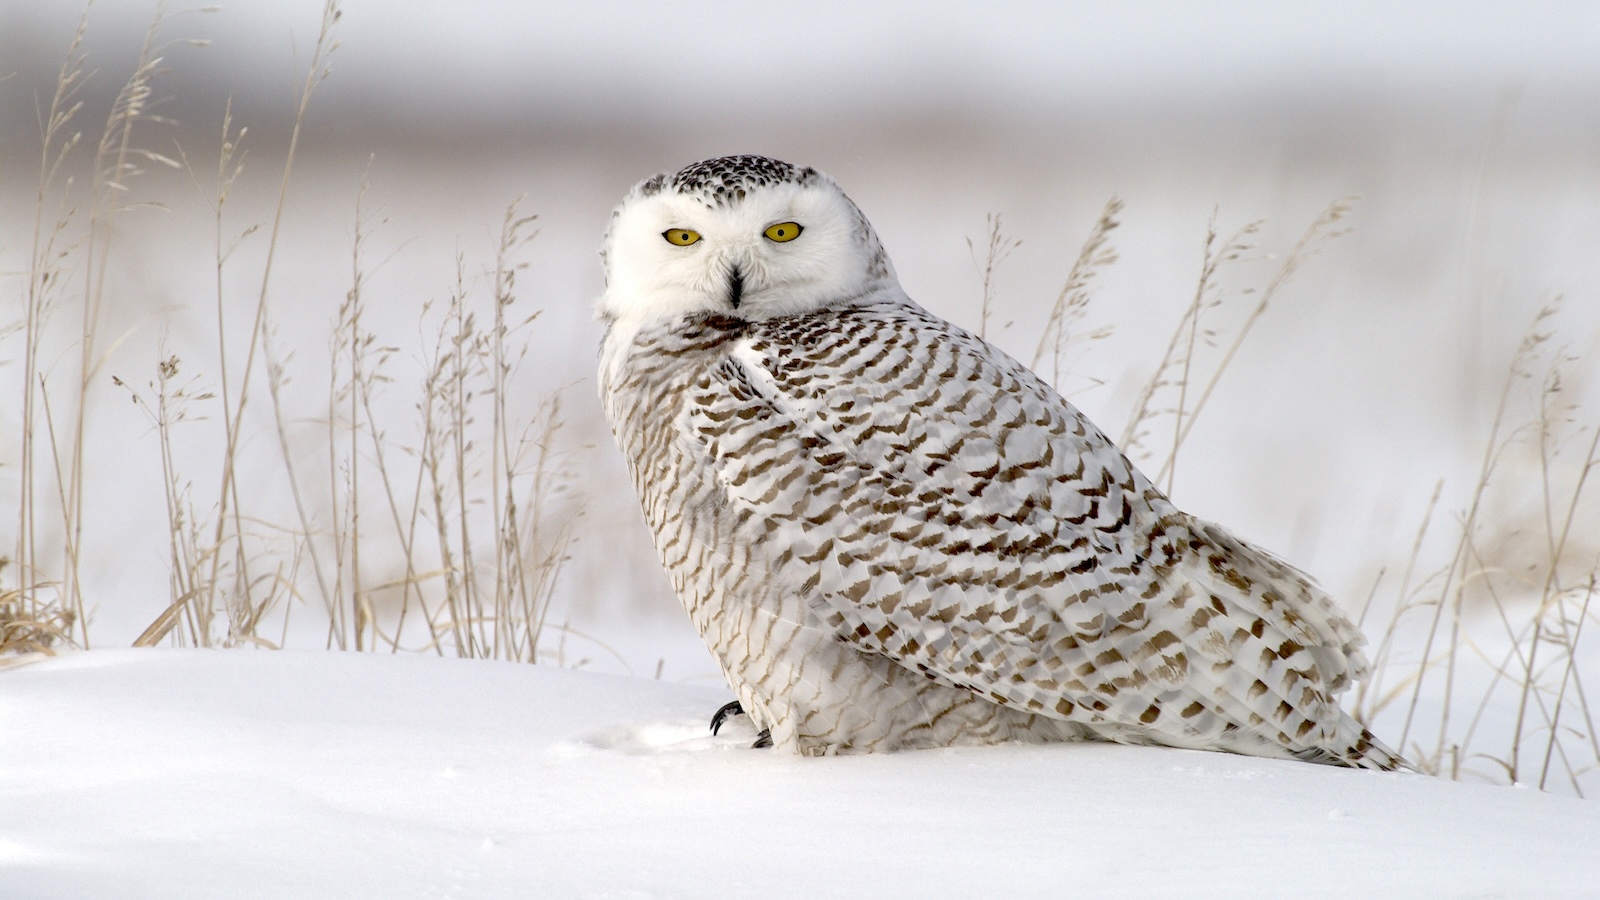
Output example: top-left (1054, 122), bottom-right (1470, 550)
top-left (752, 729), bottom-right (773, 749)
top-left (710, 700), bottom-right (745, 735)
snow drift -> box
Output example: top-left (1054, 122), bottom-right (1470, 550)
top-left (2, 650), bottom-right (1596, 898)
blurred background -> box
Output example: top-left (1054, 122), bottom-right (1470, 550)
top-left (3, 1), bottom-right (1599, 683)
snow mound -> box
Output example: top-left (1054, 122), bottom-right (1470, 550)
top-left (3, 650), bottom-right (1596, 899)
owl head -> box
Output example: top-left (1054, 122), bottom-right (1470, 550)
top-left (598, 156), bottom-right (898, 326)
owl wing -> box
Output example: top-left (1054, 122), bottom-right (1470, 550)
top-left (683, 298), bottom-right (1375, 756)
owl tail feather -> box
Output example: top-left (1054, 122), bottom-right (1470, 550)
top-left (1294, 717), bottom-right (1413, 772)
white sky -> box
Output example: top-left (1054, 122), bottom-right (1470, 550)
top-left (4, 0), bottom-right (1598, 127)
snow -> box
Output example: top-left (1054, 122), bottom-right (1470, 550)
top-left (3, 650), bottom-right (1597, 899)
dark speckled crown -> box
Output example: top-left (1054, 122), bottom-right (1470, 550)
top-left (639, 155), bottom-right (820, 208)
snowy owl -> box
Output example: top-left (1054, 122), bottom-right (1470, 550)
top-left (597, 155), bottom-right (1403, 770)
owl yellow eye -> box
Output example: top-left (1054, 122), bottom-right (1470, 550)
top-left (763, 222), bottom-right (803, 243)
top-left (663, 228), bottom-right (702, 246)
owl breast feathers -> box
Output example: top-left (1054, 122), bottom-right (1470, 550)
top-left (598, 155), bottom-right (1404, 770)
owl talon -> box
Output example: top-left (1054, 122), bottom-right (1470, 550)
top-left (710, 700), bottom-right (745, 735)
top-left (752, 729), bottom-right (773, 749)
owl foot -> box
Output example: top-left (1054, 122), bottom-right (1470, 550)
top-left (710, 701), bottom-right (745, 735)
top-left (710, 701), bottom-right (773, 748)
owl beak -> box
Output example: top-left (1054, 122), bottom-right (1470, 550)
top-left (727, 264), bottom-right (745, 310)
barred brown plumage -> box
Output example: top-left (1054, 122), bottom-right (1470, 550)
top-left (597, 155), bottom-right (1405, 770)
